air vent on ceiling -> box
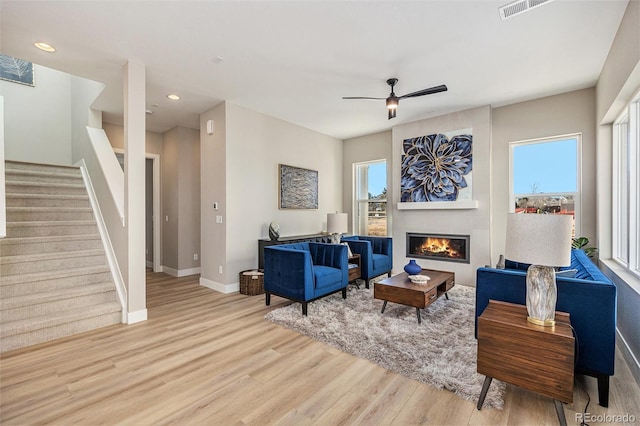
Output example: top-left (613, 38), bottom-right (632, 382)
top-left (499, 0), bottom-right (554, 20)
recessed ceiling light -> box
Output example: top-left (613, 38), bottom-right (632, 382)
top-left (34, 42), bottom-right (56, 52)
top-left (167, 94), bottom-right (180, 101)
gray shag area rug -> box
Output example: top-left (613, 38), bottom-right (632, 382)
top-left (264, 283), bottom-right (505, 409)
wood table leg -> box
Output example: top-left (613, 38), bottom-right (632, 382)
top-left (554, 400), bottom-right (567, 426)
top-left (477, 376), bottom-right (493, 410)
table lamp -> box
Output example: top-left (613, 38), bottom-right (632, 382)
top-left (327, 213), bottom-right (348, 244)
top-left (505, 213), bottom-right (573, 326)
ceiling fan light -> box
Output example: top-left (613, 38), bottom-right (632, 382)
top-left (386, 98), bottom-right (398, 109)
top-left (388, 108), bottom-right (397, 120)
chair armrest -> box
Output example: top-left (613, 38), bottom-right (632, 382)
top-left (264, 246), bottom-right (314, 299)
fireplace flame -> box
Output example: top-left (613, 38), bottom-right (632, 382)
top-left (420, 238), bottom-right (459, 258)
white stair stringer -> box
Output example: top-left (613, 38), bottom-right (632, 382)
top-left (1, 160), bottom-right (123, 353)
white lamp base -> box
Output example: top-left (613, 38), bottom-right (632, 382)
top-left (526, 265), bottom-right (557, 327)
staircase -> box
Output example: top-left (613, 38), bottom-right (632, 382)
top-left (1, 161), bottom-right (122, 352)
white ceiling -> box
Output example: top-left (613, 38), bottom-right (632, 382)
top-left (0, 0), bottom-right (629, 140)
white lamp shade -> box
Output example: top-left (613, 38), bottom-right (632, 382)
top-left (327, 213), bottom-right (348, 234)
top-left (505, 213), bottom-right (573, 267)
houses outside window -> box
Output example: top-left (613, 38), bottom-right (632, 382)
top-left (354, 160), bottom-right (387, 236)
top-left (509, 135), bottom-right (581, 237)
top-left (613, 90), bottom-right (640, 277)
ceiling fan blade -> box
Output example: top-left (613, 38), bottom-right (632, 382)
top-left (342, 96), bottom-right (386, 100)
top-left (399, 84), bottom-right (448, 99)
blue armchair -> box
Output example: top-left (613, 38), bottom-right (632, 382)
top-left (342, 236), bottom-right (393, 288)
top-left (264, 242), bottom-right (349, 315)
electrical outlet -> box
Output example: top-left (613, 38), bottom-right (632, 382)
top-left (218, 265), bottom-right (223, 274)
top-left (193, 253), bottom-right (198, 261)
top-left (216, 215), bottom-right (223, 224)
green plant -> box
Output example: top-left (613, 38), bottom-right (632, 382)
top-left (572, 236), bottom-right (598, 259)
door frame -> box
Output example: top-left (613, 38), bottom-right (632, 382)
top-left (114, 149), bottom-right (161, 272)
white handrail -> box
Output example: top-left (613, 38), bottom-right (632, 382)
top-left (86, 126), bottom-right (125, 226)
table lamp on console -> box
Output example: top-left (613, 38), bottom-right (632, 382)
top-left (505, 213), bottom-right (573, 327)
top-left (327, 212), bottom-right (348, 244)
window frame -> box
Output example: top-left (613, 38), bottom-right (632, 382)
top-left (508, 133), bottom-right (582, 236)
top-left (613, 89), bottom-right (640, 277)
top-left (353, 159), bottom-right (387, 236)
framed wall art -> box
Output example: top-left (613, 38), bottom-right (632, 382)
top-left (279, 164), bottom-right (318, 210)
top-left (0, 53), bottom-right (34, 86)
top-left (400, 128), bottom-right (473, 205)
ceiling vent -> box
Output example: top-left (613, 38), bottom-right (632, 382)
top-left (499, 0), bottom-right (554, 20)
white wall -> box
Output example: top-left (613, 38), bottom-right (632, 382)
top-left (391, 106), bottom-right (492, 286)
top-left (1, 64), bottom-right (73, 165)
top-left (200, 102), bottom-right (343, 291)
top-left (342, 131), bottom-right (392, 235)
top-left (492, 88), bottom-right (597, 261)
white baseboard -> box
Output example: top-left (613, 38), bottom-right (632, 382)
top-left (200, 276), bottom-right (239, 294)
top-left (127, 309), bottom-right (147, 324)
top-left (162, 266), bottom-right (201, 277)
top-left (617, 329), bottom-right (640, 385)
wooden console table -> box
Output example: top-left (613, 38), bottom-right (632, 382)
top-left (477, 300), bottom-right (574, 426)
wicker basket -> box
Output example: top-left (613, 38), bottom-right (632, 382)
top-left (239, 269), bottom-right (264, 296)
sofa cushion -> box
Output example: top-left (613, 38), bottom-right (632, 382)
top-left (313, 265), bottom-right (342, 289)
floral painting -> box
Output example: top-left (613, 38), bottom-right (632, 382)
top-left (401, 129), bottom-right (473, 202)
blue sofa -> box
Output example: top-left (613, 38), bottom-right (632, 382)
top-left (264, 242), bottom-right (349, 315)
top-left (475, 248), bottom-right (617, 407)
top-left (342, 236), bottom-right (393, 288)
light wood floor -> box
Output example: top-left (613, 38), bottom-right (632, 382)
top-left (1, 271), bottom-right (639, 425)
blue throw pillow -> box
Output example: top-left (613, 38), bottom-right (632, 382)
top-left (555, 269), bottom-right (578, 278)
top-left (505, 259), bottom-right (532, 271)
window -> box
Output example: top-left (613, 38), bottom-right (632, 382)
top-left (354, 160), bottom-right (387, 236)
top-left (510, 135), bottom-right (580, 236)
top-left (613, 91), bottom-right (640, 276)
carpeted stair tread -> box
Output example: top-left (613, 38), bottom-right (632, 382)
top-left (1, 282), bottom-right (116, 310)
top-left (7, 220), bottom-right (97, 228)
top-left (0, 233), bottom-right (101, 246)
top-left (0, 264), bottom-right (111, 285)
top-left (6, 193), bottom-right (89, 201)
top-left (6, 206), bottom-right (94, 214)
top-left (5, 168), bottom-right (84, 184)
top-left (0, 302), bottom-right (121, 337)
top-left (5, 160), bottom-right (81, 173)
top-left (0, 248), bottom-right (106, 266)
top-left (6, 180), bottom-right (86, 190)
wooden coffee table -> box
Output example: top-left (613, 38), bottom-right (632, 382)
top-left (374, 269), bottom-right (455, 324)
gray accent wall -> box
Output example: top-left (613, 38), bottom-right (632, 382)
top-left (200, 102), bottom-right (343, 290)
top-left (342, 131), bottom-right (392, 236)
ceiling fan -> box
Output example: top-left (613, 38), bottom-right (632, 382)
top-left (343, 78), bottom-right (447, 120)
